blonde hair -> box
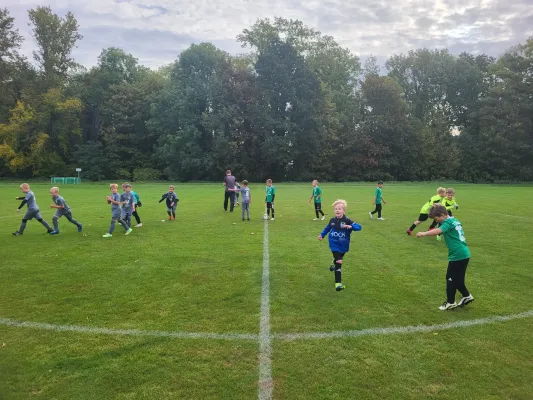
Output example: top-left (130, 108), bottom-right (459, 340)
top-left (169, 185), bottom-right (175, 189)
top-left (110, 183), bottom-right (118, 190)
top-left (437, 187), bottom-right (446, 194)
top-left (20, 183), bottom-right (30, 190)
top-left (50, 186), bottom-right (59, 194)
top-left (446, 188), bottom-right (455, 195)
top-left (332, 199), bottom-right (347, 210)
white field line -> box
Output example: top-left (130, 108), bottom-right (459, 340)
top-left (258, 219), bottom-right (273, 400)
top-left (273, 310), bottom-right (533, 341)
top-left (0, 318), bottom-right (257, 341)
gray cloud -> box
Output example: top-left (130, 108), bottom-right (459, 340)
top-left (4, 0), bottom-right (533, 70)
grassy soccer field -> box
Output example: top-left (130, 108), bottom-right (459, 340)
top-left (1, 182), bottom-right (532, 399)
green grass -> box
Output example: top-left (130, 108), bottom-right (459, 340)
top-left (1, 182), bottom-right (532, 399)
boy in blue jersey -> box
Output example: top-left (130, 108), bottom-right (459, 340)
top-left (49, 186), bottom-right (83, 234)
top-left (120, 184), bottom-right (135, 228)
top-left (12, 183), bottom-right (54, 235)
top-left (318, 199), bottom-right (362, 291)
top-left (369, 181), bottom-right (386, 220)
top-left (417, 204), bottom-right (474, 310)
top-left (159, 185), bottom-right (179, 220)
top-left (123, 182), bottom-right (142, 227)
top-left (103, 183), bottom-right (132, 238)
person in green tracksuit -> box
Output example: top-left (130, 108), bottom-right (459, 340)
top-left (265, 179), bottom-right (276, 220)
top-left (309, 180), bottom-right (325, 220)
top-left (416, 203), bottom-right (474, 311)
top-left (406, 187), bottom-right (446, 235)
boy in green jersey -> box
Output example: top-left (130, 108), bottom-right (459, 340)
top-left (265, 179), bottom-right (276, 220)
top-left (406, 187), bottom-right (446, 235)
top-left (369, 181), bottom-right (386, 220)
top-left (309, 180), bottom-right (325, 220)
top-left (417, 204), bottom-right (474, 310)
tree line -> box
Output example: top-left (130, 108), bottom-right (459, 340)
top-left (1, 8), bottom-right (532, 182)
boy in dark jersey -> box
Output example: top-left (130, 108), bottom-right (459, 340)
top-left (159, 185), bottom-right (179, 220)
top-left (265, 179), bottom-right (276, 220)
top-left (417, 204), bottom-right (474, 310)
top-left (318, 199), bottom-right (362, 291)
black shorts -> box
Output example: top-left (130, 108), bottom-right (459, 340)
top-left (314, 202), bottom-right (322, 210)
top-left (418, 213), bottom-right (429, 222)
top-left (332, 251), bottom-right (345, 262)
top-left (266, 202), bottom-right (274, 209)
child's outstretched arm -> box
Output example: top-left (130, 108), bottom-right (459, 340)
top-left (318, 224), bottom-right (332, 240)
top-left (159, 193), bottom-right (168, 203)
top-left (349, 222), bottom-right (362, 231)
top-left (416, 228), bottom-right (443, 237)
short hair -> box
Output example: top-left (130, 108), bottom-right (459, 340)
top-left (110, 183), bottom-right (118, 190)
top-left (242, 180), bottom-right (248, 185)
top-left (428, 204), bottom-right (448, 218)
top-left (124, 184), bottom-right (131, 189)
top-left (169, 185), bottom-right (175, 189)
top-left (378, 181), bottom-right (383, 185)
top-left (437, 187), bottom-right (446, 193)
top-left (332, 199), bottom-right (347, 210)
top-left (50, 186), bottom-right (59, 193)
top-left (122, 182), bottom-right (130, 187)
top-left (266, 179), bottom-right (272, 183)
top-left (446, 188), bottom-right (455, 195)
top-left (20, 183), bottom-right (30, 190)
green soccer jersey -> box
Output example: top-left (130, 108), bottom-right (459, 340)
top-left (313, 186), bottom-right (323, 203)
top-left (375, 187), bottom-right (382, 204)
top-left (420, 195), bottom-right (444, 214)
top-left (265, 186), bottom-right (276, 202)
top-left (439, 217), bottom-right (470, 261)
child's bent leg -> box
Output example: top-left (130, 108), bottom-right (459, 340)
top-left (118, 217), bottom-right (129, 230)
top-left (52, 215), bottom-right (60, 232)
top-left (452, 259), bottom-right (470, 298)
top-left (446, 261), bottom-right (459, 303)
top-left (67, 214), bottom-right (82, 228)
top-left (332, 252), bottom-right (344, 284)
top-left (109, 219), bottom-right (117, 234)
top-left (36, 212), bottom-right (52, 231)
top-left (172, 206), bottom-right (176, 218)
top-left (377, 204), bottom-right (382, 218)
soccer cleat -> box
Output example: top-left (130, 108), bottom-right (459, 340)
top-left (377, 217), bottom-right (385, 221)
top-left (49, 230), bottom-right (59, 235)
top-left (313, 218), bottom-right (319, 221)
top-left (135, 223), bottom-right (142, 228)
top-left (102, 233), bottom-right (112, 238)
top-left (321, 215), bottom-right (325, 221)
top-left (125, 228), bottom-right (133, 236)
top-left (406, 229), bottom-right (412, 236)
top-left (329, 264), bottom-right (335, 272)
top-left (458, 295), bottom-right (474, 307)
top-left (439, 301), bottom-right (457, 311)
top-left (12, 231), bottom-right (22, 236)
top-left (271, 218), bottom-right (274, 221)
top-left (335, 283), bottom-right (346, 291)
top-left (78, 224), bottom-right (83, 232)
top-left (168, 216), bottom-right (172, 220)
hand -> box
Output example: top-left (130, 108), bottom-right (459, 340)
top-left (106, 196), bottom-right (112, 201)
top-left (345, 225), bottom-right (353, 230)
top-left (416, 232), bottom-right (424, 238)
top-left (309, 199), bottom-right (312, 204)
top-left (50, 204), bottom-right (55, 208)
top-left (170, 203), bottom-right (174, 207)
top-left (383, 200), bottom-right (387, 204)
top-left (317, 235), bottom-right (323, 240)
top-left (454, 204), bottom-right (459, 209)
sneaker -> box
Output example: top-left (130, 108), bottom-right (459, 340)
top-left (439, 301), bottom-right (457, 311)
top-left (125, 228), bottom-right (133, 236)
top-left (78, 224), bottom-right (83, 232)
top-left (102, 233), bottom-right (112, 238)
top-left (406, 229), bottom-right (412, 236)
top-left (329, 265), bottom-right (335, 272)
top-left (369, 212), bottom-right (373, 219)
top-left (321, 215), bottom-right (325, 221)
top-left (271, 218), bottom-right (274, 221)
top-left (458, 295), bottom-right (474, 307)
top-left (335, 283), bottom-right (346, 292)
top-left (377, 217), bottom-right (385, 221)
top-left (313, 218), bottom-right (319, 221)
top-left (168, 216), bottom-right (172, 220)
top-left (135, 223), bottom-right (142, 228)
top-left (49, 230), bottom-right (59, 235)
top-left (12, 231), bottom-right (22, 236)
top-left (172, 217), bottom-right (176, 220)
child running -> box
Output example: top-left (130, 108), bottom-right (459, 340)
top-left (435, 188), bottom-right (459, 241)
top-left (12, 183), bottom-right (54, 235)
top-left (159, 185), bottom-right (179, 220)
top-left (309, 180), bottom-right (325, 221)
top-left (265, 179), bottom-right (275, 220)
top-left (103, 183), bottom-right (132, 238)
top-left (121, 184), bottom-right (135, 228)
top-left (416, 204), bottom-right (474, 310)
top-left (318, 199), bottom-right (362, 291)
top-left (49, 187), bottom-right (83, 234)
top-left (369, 181), bottom-right (386, 220)
top-left (124, 183), bottom-right (142, 228)
top-left (406, 187), bottom-right (446, 235)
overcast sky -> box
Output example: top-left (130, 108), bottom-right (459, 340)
top-left (5, 0), bottom-right (533, 70)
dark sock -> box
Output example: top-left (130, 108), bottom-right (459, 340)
top-left (429, 220), bottom-right (438, 229)
top-left (409, 224), bottom-right (417, 231)
top-left (315, 210), bottom-right (320, 218)
top-left (167, 211), bottom-right (171, 216)
top-left (335, 266), bottom-right (342, 283)
top-left (172, 211), bottom-right (176, 218)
